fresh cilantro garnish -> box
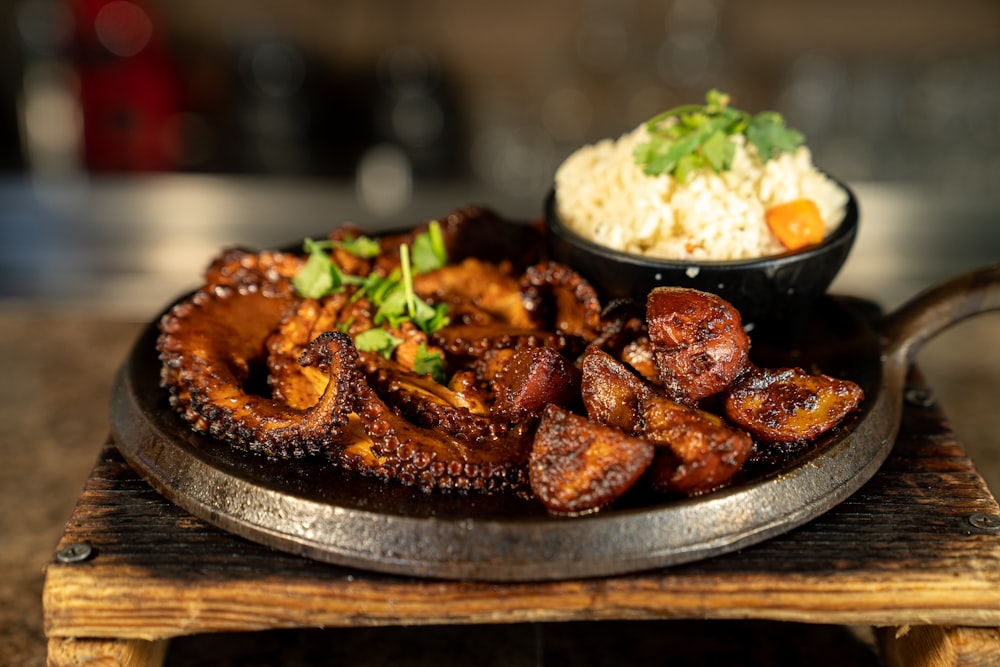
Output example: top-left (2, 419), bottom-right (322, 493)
top-left (411, 220), bottom-right (447, 273)
top-left (373, 278), bottom-right (409, 329)
top-left (293, 224), bottom-right (451, 372)
top-left (356, 268), bottom-right (398, 305)
top-left (745, 111), bottom-right (804, 159)
top-left (634, 89), bottom-right (804, 182)
top-left (292, 238), bottom-right (347, 298)
top-left (336, 235), bottom-right (381, 258)
top-left (419, 301), bottom-right (450, 334)
top-left (412, 343), bottom-right (446, 384)
top-left (399, 243), bottom-right (450, 334)
top-left (292, 234), bottom-right (382, 298)
top-left (353, 328), bottom-right (403, 358)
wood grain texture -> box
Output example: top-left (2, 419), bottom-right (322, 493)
top-left (877, 625), bottom-right (1000, 667)
top-left (47, 636), bottom-right (167, 667)
top-left (43, 370), bottom-right (1000, 647)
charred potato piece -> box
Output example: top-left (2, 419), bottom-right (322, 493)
top-left (492, 347), bottom-right (580, 422)
top-left (580, 346), bottom-right (658, 434)
top-left (641, 396), bottom-right (753, 495)
top-left (529, 404), bottom-right (655, 514)
top-left (646, 287), bottom-right (750, 404)
top-left (723, 366), bottom-right (864, 443)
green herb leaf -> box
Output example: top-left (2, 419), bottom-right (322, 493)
top-left (398, 243), bottom-right (450, 334)
top-left (413, 299), bottom-right (450, 334)
top-left (354, 328), bottom-right (403, 358)
top-left (374, 283), bottom-right (408, 329)
top-left (400, 243), bottom-right (418, 320)
top-left (413, 343), bottom-right (447, 384)
top-left (411, 220), bottom-right (448, 273)
top-left (634, 89), bottom-right (803, 181)
top-left (368, 269), bottom-right (400, 304)
top-left (293, 238), bottom-right (343, 298)
top-left (745, 111), bottom-right (804, 159)
top-left (704, 88), bottom-right (730, 114)
top-left (336, 235), bottom-right (381, 258)
top-left (426, 303), bottom-right (451, 333)
top-left (673, 153), bottom-right (704, 184)
top-left (700, 128), bottom-right (736, 173)
top-left (639, 114), bottom-right (730, 177)
top-left (292, 222), bottom-right (452, 351)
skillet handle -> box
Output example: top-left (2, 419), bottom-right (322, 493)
top-left (880, 263), bottom-right (1000, 367)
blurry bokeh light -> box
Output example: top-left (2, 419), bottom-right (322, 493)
top-left (94, 0), bottom-right (153, 58)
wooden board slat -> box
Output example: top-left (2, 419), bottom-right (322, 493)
top-left (877, 625), bottom-right (1000, 667)
top-left (43, 370), bottom-right (1000, 642)
top-left (47, 637), bottom-right (168, 667)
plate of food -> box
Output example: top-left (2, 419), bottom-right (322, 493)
top-left (110, 91), bottom-right (1000, 581)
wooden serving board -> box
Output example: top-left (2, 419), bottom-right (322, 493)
top-left (42, 367), bottom-right (1000, 666)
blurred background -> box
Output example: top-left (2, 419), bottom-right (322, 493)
top-left (1, 0), bottom-right (999, 314)
top-left (2, 2), bottom-right (1000, 664)
top-left (1, 0), bottom-right (1000, 313)
top-left (5, 0), bottom-right (1000, 190)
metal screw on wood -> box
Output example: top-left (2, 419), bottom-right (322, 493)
top-left (56, 542), bottom-right (93, 563)
top-left (903, 387), bottom-right (935, 407)
top-left (968, 513), bottom-right (1000, 535)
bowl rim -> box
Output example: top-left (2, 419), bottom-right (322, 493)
top-left (544, 180), bottom-right (859, 272)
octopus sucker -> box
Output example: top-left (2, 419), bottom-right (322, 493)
top-left (202, 247), bottom-right (304, 297)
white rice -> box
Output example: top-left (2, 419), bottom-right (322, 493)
top-left (554, 123), bottom-right (848, 261)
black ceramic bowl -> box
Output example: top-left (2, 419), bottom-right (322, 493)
top-left (545, 183), bottom-right (859, 330)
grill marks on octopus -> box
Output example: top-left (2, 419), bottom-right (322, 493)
top-left (157, 207), bottom-right (863, 514)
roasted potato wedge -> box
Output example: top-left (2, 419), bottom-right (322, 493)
top-left (641, 396), bottom-right (753, 495)
top-left (529, 404), bottom-right (655, 514)
top-left (646, 286), bottom-right (750, 404)
top-left (580, 346), bottom-right (658, 434)
top-left (492, 347), bottom-right (580, 421)
top-left (723, 365), bottom-right (864, 443)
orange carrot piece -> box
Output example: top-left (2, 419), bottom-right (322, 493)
top-left (765, 198), bottom-right (824, 251)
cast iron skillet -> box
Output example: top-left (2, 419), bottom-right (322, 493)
top-left (110, 264), bottom-right (1000, 581)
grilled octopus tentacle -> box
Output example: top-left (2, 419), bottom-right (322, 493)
top-left (160, 286), bottom-right (533, 492)
top-left (360, 352), bottom-right (504, 443)
top-left (158, 288), bottom-right (361, 458)
top-left (519, 261), bottom-right (603, 340)
top-left (158, 241), bottom-right (539, 493)
top-left (344, 373), bottom-right (532, 493)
